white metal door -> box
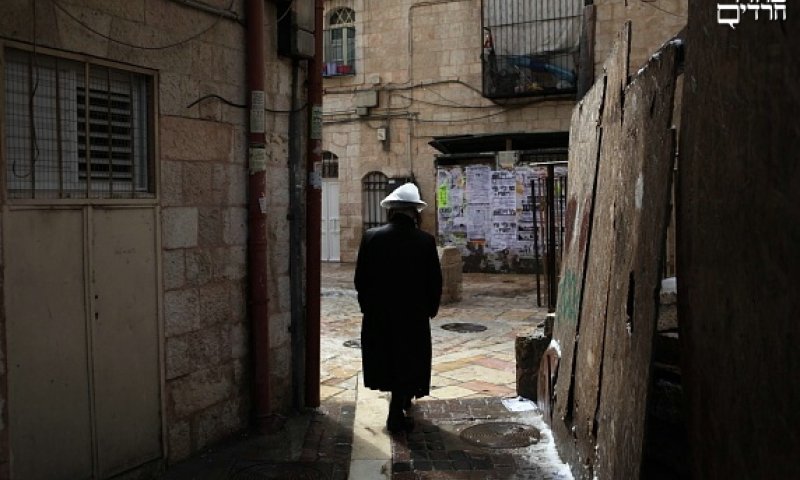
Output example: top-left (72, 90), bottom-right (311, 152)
top-left (321, 180), bottom-right (341, 261)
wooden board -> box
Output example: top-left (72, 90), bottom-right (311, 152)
top-left (548, 61), bottom-right (607, 471)
top-left (593, 42), bottom-right (679, 480)
top-left (570, 23), bottom-right (630, 477)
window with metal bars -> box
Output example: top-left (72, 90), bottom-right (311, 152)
top-left (4, 48), bottom-right (153, 200)
top-left (322, 151), bottom-right (339, 178)
top-left (323, 7), bottom-right (356, 77)
top-left (362, 171), bottom-right (387, 231)
top-left (482, 0), bottom-right (582, 98)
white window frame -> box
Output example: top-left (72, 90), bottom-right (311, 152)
top-left (324, 7), bottom-right (356, 76)
top-left (2, 44), bottom-right (157, 203)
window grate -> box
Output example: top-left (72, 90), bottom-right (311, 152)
top-left (482, 0), bottom-right (582, 98)
top-left (362, 171), bottom-right (388, 231)
top-left (322, 151), bottom-right (339, 179)
top-left (4, 48), bottom-right (153, 200)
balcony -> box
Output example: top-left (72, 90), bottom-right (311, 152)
top-left (482, 0), bottom-right (583, 99)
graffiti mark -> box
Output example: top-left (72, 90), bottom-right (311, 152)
top-left (557, 269), bottom-right (579, 325)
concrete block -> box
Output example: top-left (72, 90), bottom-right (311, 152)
top-left (182, 162), bottom-right (215, 206)
top-left (163, 249), bottom-right (185, 290)
top-left (53, 3), bottom-right (112, 58)
top-left (163, 207), bottom-right (199, 249)
top-left (186, 249), bottom-right (214, 285)
top-left (198, 207), bottom-right (223, 246)
top-left (199, 282), bottom-right (231, 325)
top-left (164, 288), bottom-right (200, 337)
top-left (230, 322), bottom-right (248, 360)
top-left (160, 116), bottom-right (234, 162)
top-left (218, 246), bottom-right (247, 281)
top-left (161, 160), bottom-right (183, 207)
top-left (167, 420), bottom-right (191, 462)
top-left (165, 324), bottom-right (229, 380)
top-left (193, 397), bottom-right (245, 451)
top-left (168, 364), bottom-right (235, 418)
top-left (223, 207), bottom-right (247, 246)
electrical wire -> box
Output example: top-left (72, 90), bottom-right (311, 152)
top-left (395, 93), bottom-right (505, 109)
top-left (185, 94), bottom-right (309, 113)
top-left (277, 0), bottom-right (295, 23)
top-left (51, 0), bottom-right (235, 50)
top-left (638, 0), bottom-right (686, 18)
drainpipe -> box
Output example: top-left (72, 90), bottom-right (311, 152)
top-left (247, 0), bottom-right (271, 432)
top-left (304, 0), bottom-right (323, 408)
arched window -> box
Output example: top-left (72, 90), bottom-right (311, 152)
top-left (324, 7), bottom-right (356, 76)
top-left (362, 171), bottom-right (387, 230)
top-left (322, 151), bottom-right (339, 179)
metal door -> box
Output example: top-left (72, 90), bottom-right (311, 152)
top-left (321, 180), bottom-right (340, 261)
top-left (91, 207), bottom-right (161, 477)
top-left (4, 206), bottom-right (162, 479)
top-left (5, 208), bottom-right (94, 480)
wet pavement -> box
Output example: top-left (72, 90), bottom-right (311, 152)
top-left (161, 262), bottom-right (572, 480)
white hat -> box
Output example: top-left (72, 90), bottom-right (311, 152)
top-left (380, 183), bottom-right (427, 212)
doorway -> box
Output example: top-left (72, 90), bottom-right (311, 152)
top-left (321, 152), bottom-right (340, 262)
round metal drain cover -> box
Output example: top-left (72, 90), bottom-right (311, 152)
top-left (232, 463), bottom-right (326, 480)
top-left (441, 322), bottom-right (487, 333)
top-left (460, 422), bottom-right (540, 448)
top-left (343, 339), bottom-right (361, 348)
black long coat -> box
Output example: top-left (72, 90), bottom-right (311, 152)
top-left (354, 214), bottom-right (443, 397)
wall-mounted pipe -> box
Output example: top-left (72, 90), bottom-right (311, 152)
top-left (246, 0), bottom-right (271, 432)
top-left (304, 0), bottom-right (323, 408)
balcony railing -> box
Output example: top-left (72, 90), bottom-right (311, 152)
top-left (482, 0), bottom-right (583, 98)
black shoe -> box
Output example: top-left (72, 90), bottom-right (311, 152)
top-left (387, 411), bottom-right (414, 433)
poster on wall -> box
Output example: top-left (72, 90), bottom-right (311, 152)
top-left (436, 162), bottom-right (568, 272)
top-left (466, 165), bottom-right (491, 203)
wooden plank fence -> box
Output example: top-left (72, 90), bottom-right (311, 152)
top-left (544, 23), bottom-right (681, 480)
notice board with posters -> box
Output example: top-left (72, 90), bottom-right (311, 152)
top-left (436, 163), bottom-right (566, 273)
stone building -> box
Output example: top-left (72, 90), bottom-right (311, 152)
top-left (321, 0), bottom-right (687, 264)
top-left (0, 0), bottom-right (313, 478)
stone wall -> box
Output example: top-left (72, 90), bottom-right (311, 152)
top-left (322, 0), bottom-right (574, 262)
top-left (0, 0), bottom-right (301, 467)
top-left (593, 0), bottom-right (687, 75)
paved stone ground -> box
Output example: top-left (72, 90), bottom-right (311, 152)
top-left (161, 263), bottom-right (570, 479)
top-left (320, 262), bottom-right (548, 402)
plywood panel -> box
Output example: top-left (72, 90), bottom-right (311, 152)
top-left (91, 207), bottom-right (161, 477)
top-left (594, 42), bottom-right (679, 480)
top-left (548, 69), bottom-right (607, 471)
top-left (4, 208), bottom-right (93, 480)
top-left (570, 24), bottom-right (630, 476)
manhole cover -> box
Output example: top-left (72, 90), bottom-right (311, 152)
top-left (460, 422), bottom-right (540, 448)
top-left (441, 323), bottom-right (487, 333)
top-left (231, 462), bottom-right (328, 480)
top-left (343, 339), bottom-right (361, 348)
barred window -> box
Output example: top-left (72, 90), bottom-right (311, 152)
top-left (4, 48), bottom-right (153, 200)
top-left (322, 151), bottom-right (339, 179)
